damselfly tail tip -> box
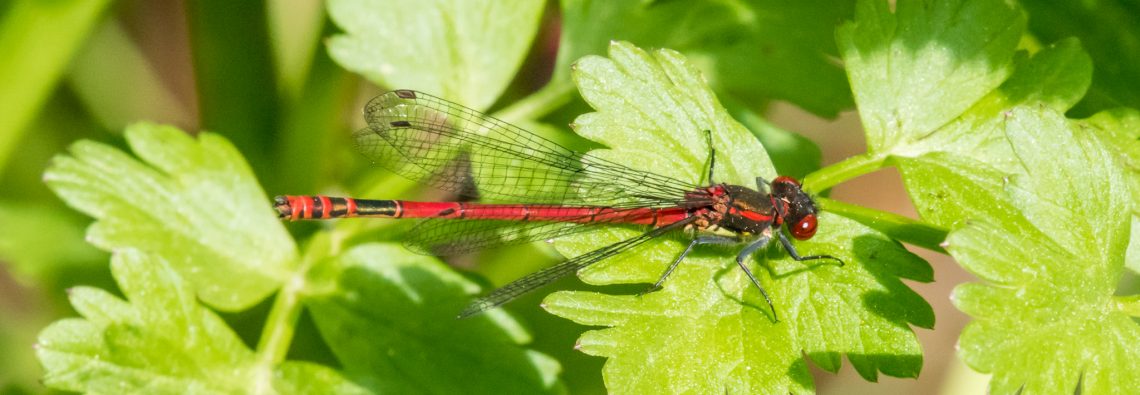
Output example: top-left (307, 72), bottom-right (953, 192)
top-left (273, 195), bottom-right (293, 219)
top-left (456, 303), bottom-right (478, 319)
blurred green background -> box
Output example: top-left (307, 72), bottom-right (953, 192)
top-left (2, 0), bottom-right (1137, 393)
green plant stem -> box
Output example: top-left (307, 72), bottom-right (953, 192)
top-left (254, 234), bottom-right (330, 369)
top-left (256, 278), bottom-right (302, 367)
top-left (818, 197), bottom-right (949, 253)
top-left (492, 79), bottom-right (577, 123)
top-left (803, 153), bottom-right (886, 192)
top-left (1113, 295), bottom-right (1140, 317)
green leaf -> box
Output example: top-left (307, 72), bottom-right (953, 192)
top-left (1018, 0), bottom-right (1140, 116)
top-left (832, 3), bottom-right (1140, 389)
top-left (305, 243), bottom-right (561, 394)
top-left (891, 40), bottom-right (1096, 207)
top-left (830, 0), bottom-right (1098, 232)
top-left (894, 153), bottom-right (1016, 231)
top-left (996, 38), bottom-right (1092, 112)
top-left (557, 0), bottom-right (855, 116)
top-left (571, 42), bottom-right (772, 185)
top-left (274, 362), bottom-right (375, 395)
top-left (543, 42), bottom-right (931, 391)
top-left (326, 0), bottom-right (544, 111)
top-left (1083, 108), bottom-right (1140, 273)
top-left (911, 38), bottom-right (1094, 169)
top-left (43, 123), bottom-right (296, 311)
top-left (1084, 108), bottom-right (1140, 211)
top-left (837, 0), bottom-right (1024, 155)
top-left (817, 36), bottom-right (1091, 196)
top-left (36, 250), bottom-right (367, 394)
top-left (1129, 215), bottom-right (1140, 275)
top-left (948, 106), bottom-right (1140, 393)
top-left (1004, 107), bottom-right (1128, 269)
top-left (547, 288), bottom-right (807, 394)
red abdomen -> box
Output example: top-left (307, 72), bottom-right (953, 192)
top-left (276, 196), bottom-right (692, 227)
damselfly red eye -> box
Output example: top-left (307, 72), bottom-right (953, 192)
top-left (791, 214), bottom-right (817, 240)
top-left (772, 175), bottom-right (801, 187)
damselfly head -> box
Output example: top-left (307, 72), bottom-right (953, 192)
top-left (770, 176), bottom-right (818, 240)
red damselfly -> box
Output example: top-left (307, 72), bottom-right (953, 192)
top-left (276, 90), bottom-right (841, 320)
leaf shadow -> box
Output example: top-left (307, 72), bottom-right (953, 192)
top-left (727, 233), bottom-right (932, 380)
top-left (798, 234), bottom-right (932, 380)
top-left (803, 351), bottom-right (923, 381)
top-left (845, 0), bottom-right (1024, 72)
top-left (848, 234), bottom-right (935, 330)
top-left (708, 233), bottom-right (932, 328)
top-left (769, 260), bottom-right (843, 280)
top-left (709, 254), bottom-right (776, 321)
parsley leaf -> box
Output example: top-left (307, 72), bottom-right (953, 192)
top-left (36, 250), bottom-right (368, 394)
top-left (43, 123), bottom-right (296, 311)
top-left (948, 106), bottom-right (1140, 393)
top-left (543, 42), bottom-right (931, 392)
top-left (326, 0), bottom-right (544, 110)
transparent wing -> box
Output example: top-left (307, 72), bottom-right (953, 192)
top-left (355, 90), bottom-right (696, 208)
top-left (457, 216), bottom-right (697, 318)
top-left (405, 206), bottom-right (679, 255)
